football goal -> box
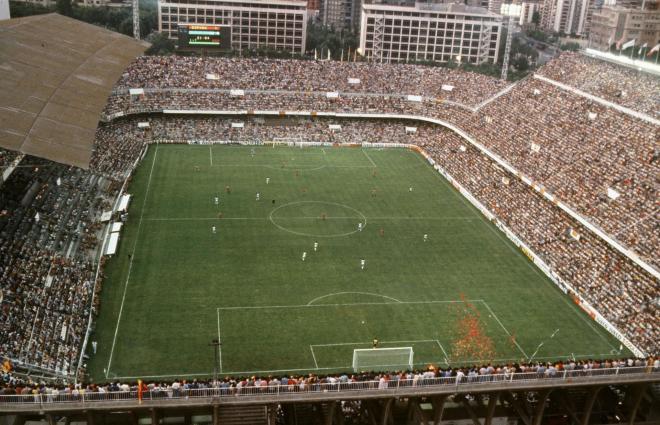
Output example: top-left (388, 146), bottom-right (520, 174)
top-left (352, 347), bottom-right (414, 372)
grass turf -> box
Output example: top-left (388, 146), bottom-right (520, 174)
top-left (87, 145), bottom-right (628, 380)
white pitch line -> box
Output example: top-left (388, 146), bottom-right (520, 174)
top-left (309, 346), bottom-right (319, 369)
top-left (209, 145), bottom-right (213, 166)
top-left (217, 299), bottom-right (482, 311)
top-left (479, 301), bottom-right (529, 360)
top-left (106, 146), bottom-right (159, 378)
top-left (307, 291), bottom-right (402, 306)
top-left (361, 149), bottom-right (377, 167)
top-left (217, 309), bottom-right (223, 373)
top-left (311, 339), bottom-right (439, 347)
top-left (435, 340), bottom-right (450, 365)
top-left (143, 216), bottom-right (480, 222)
top-left (211, 164), bottom-right (374, 169)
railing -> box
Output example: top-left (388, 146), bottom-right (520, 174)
top-left (1, 366), bottom-right (657, 408)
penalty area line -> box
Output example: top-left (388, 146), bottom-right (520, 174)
top-left (143, 216), bottom-right (481, 222)
top-left (217, 309), bottom-right (223, 373)
top-left (478, 300), bottom-right (529, 360)
top-left (311, 339), bottom-right (439, 347)
top-left (361, 149), bottom-right (377, 167)
top-left (435, 340), bottom-right (450, 365)
top-left (217, 299), bottom-right (483, 310)
top-left (310, 346), bottom-right (319, 369)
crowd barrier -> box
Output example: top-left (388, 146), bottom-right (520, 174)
top-left (2, 366), bottom-right (657, 407)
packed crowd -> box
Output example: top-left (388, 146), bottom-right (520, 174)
top-left (101, 90), bottom-right (472, 128)
top-left (537, 52), bottom-right (660, 118)
top-left (89, 116), bottom-right (660, 354)
top-left (1, 356), bottom-right (658, 400)
top-left (100, 54), bottom-right (659, 270)
top-left (91, 115), bottom-right (447, 177)
top-left (462, 77), bottom-right (659, 268)
top-left (0, 148), bottom-right (22, 168)
top-left (420, 129), bottom-right (658, 354)
top-left (0, 158), bottom-right (117, 376)
top-left (114, 57), bottom-right (509, 106)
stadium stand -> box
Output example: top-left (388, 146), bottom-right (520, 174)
top-left (536, 52), bottom-right (660, 118)
top-left (0, 158), bottom-right (117, 377)
top-left (113, 57), bottom-right (509, 105)
top-left (462, 78), bottom-right (658, 269)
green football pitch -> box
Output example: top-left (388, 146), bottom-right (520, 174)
top-left (88, 144), bottom-right (628, 380)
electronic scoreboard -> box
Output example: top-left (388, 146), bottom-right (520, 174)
top-left (177, 24), bottom-right (232, 50)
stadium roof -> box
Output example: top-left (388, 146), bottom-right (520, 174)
top-left (0, 13), bottom-right (148, 168)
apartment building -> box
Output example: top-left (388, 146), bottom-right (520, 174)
top-left (359, 0), bottom-right (502, 64)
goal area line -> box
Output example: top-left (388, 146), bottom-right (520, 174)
top-left (311, 339), bottom-right (450, 370)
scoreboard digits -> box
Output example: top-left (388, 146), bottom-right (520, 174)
top-left (178, 24), bottom-right (232, 50)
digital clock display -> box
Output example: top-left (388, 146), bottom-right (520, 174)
top-left (178, 24), bottom-right (231, 49)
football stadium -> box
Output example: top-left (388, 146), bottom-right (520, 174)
top-left (1, 11), bottom-right (659, 425)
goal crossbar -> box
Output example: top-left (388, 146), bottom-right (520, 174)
top-left (352, 347), bottom-right (413, 372)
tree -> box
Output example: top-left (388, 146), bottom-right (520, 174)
top-left (512, 55), bottom-right (529, 71)
top-left (9, 1), bottom-right (53, 17)
top-left (56, 0), bottom-right (73, 16)
top-left (306, 22), bottom-right (358, 59)
top-left (560, 42), bottom-right (580, 51)
top-left (531, 11), bottom-right (540, 28)
top-left (145, 32), bottom-right (175, 55)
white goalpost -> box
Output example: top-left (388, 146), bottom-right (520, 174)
top-left (269, 136), bottom-right (305, 148)
top-left (352, 347), bottom-right (414, 372)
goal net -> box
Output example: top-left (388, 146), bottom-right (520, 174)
top-left (269, 136), bottom-right (304, 147)
top-left (352, 347), bottom-right (414, 372)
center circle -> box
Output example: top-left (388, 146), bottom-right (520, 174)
top-left (269, 201), bottom-right (367, 237)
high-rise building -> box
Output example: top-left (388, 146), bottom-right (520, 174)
top-left (12, 0), bottom-right (130, 6)
top-left (540, 0), bottom-right (594, 34)
top-left (158, 0), bottom-right (309, 54)
top-left (320, 0), bottom-right (358, 30)
top-left (519, 0), bottom-right (541, 25)
top-left (10, 0), bottom-right (55, 6)
top-left (590, 1), bottom-right (660, 49)
top-left (0, 0), bottom-right (9, 20)
top-left (359, 0), bottom-right (503, 63)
